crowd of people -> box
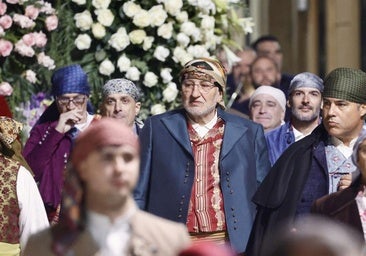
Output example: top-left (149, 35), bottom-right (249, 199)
top-left (1, 34), bottom-right (366, 256)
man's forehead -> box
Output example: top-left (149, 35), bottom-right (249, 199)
top-left (105, 93), bottom-right (136, 101)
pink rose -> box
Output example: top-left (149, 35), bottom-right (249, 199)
top-left (22, 33), bottom-right (36, 46)
top-left (0, 82), bottom-right (13, 96)
top-left (0, 39), bottom-right (13, 57)
top-left (45, 15), bottom-right (58, 31)
top-left (14, 40), bottom-right (35, 57)
top-left (25, 5), bottom-right (40, 20)
top-left (0, 2), bottom-right (7, 16)
top-left (33, 32), bottom-right (47, 47)
top-left (0, 15), bottom-right (12, 29)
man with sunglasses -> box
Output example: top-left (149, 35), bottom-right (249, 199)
top-left (23, 64), bottom-right (99, 224)
top-left (134, 58), bottom-right (270, 255)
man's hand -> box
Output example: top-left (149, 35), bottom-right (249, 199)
top-left (338, 173), bottom-right (352, 191)
top-left (55, 109), bottom-right (84, 133)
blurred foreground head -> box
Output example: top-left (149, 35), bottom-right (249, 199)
top-left (261, 216), bottom-right (365, 256)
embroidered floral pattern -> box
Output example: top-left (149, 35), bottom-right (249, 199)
top-left (0, 154), bottom-right (20, 243)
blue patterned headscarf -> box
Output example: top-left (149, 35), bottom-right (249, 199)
top-left (51, 64), bottom-right (90, 97)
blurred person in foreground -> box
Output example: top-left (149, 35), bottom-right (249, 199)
top-left (265, 72), bottom-right (323, 166)
top-left (24, 118), bottom-right (190, 256)
top-left (246, 67), bottom-right (366, 256)
top-left (249, 86), bottom-right (286, 133)
top-left (134, 57), bottom-right (270, 255)
top-left (0, 116), bottom-right (49, 255)
top-left (100, 78), bottom-right (143, 134)
top-left (261, 216), bottom-right (364, 256)
top-left (22, 64), bottom-right (99, 224)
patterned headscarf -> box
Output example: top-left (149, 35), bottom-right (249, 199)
top-left (51, 64), bottom-right (90, 97)
top-left (102, 78), bottom-right (141, 102)
top-left (323, 67), bottom-right (366, 104)
top-left (0, 116), bottom-right (33, 174)
top-left (53, 118), bottom-right (139, 255)
top-left (288, 72), bottom-right (324, 96)
top-left (180, 58), bottom-right (227, 108)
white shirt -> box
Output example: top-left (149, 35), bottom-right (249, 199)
top-left (331, 136), bottom-right (357, 158)
top-left (17, 166), bottom-right (49, 250)
top-left (87, 207), bottom-right (136, 256)
top-left (189, 112), bottom-right (218, 138)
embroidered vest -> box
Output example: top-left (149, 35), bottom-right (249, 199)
top-left (0, 154), bottom-right (20, 244)
top-left (186, 118), bottom-right (226, 233)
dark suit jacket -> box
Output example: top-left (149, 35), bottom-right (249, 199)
top-left (24, 209), bottom-right (191, 256)
top-left (134, 107), bottom-right (271, 253)
top-left (246, 124), bottom-right (329, 256)
top-left (311, 177), bottom-right (364, 239)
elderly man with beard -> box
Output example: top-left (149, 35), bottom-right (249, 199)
top-left (265, 72), bottom-right (323, 166)
top-left (246, 67), bottom-right (366, 256)
top-left (134, 57), bottom-right (270, 255)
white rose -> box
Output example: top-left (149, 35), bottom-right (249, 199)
top-left (153, 46), bottom-right (169, 62)
top-left (74, 10), bottom-right (93, 31)
top-left (151, 103), bottom-right (166, 115)
top-left (92, 0), bottom-right (111, 9)
top-left (149, 5), bottom-right (167, 27)
top-left (163, 82), bottom-right (178, 102)
top-left (123, 1), bottom-right (141, 18)
top-left (196, 0), bottom-right (215, 14)
top-left (108, 27), bottom-right (130, 51)
top-left (24, 69), bottom-right (37, 83)
top-left (72, 0), bottom-right (86, 5)
top-left (187, 45), bottom-right (209, 58)
top-left (157, 22), bottom-right (173, 39)
top-left (201, 15), bottom-right (215, 30)
top-left (74, 33), bottom-right (92, 50)
top-left (160, 68), bottom-right (172, 83)
top-left (125, 67), bottom-right (141, 81)
top-left (180, 21), bottom-right (196, 36)
top-left (99, 59), bottom-right (115, 76)
top-left (191, 27), bottom-right (201, 42)
top-left (129, 29), bottom-right (146, 44)
top-left (133, 9), bottom-right (150, 28)
top-left (176, 11), bottom-right (188, 23)
top-left (173, 46), bottom-right (192, 65)
top-left (117, 54), bottom-right (131, 72)
top-left (143, 71), bottom-right (158, 88)
top-left (91, 22), bottom-right (106, 39)
top-left (164, 0), bottom-right (182, 15)
top-left (95, 8), bottom-right (114, 27)
top-left (37, 52), bottom-right (55, 70)
top-left (176, 32), bottom-right (190, 47)
top-left (143, 36), bottom-right (154, 51)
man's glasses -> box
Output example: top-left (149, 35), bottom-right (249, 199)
top-left (57, 96), bottom-right (86, 106)
top-left (182, 80), bottom-right (217, 93)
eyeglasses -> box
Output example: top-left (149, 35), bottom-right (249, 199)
top-left (182, 80), bottom-right (217, 93)
top-left (57, 96), bottom-right (86, 106)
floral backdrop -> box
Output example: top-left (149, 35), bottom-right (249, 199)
top-left (0, 0), bottom-right (253, 132)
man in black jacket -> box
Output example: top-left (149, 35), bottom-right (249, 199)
top-left (246, 67), bottom-right (366, 256)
